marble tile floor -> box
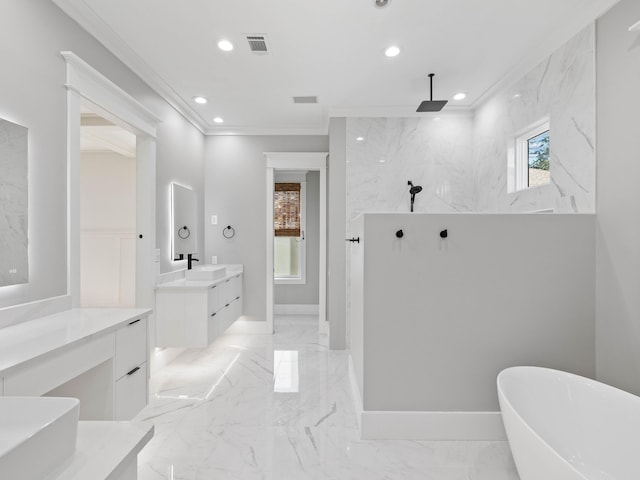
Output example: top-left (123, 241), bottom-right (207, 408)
top-left (136, 315), bottom-right (520, 480)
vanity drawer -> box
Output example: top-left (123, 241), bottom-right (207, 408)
top-left (115, 361), bottom-right (147, 420)
top-left (115, 317), bottom-right (147, 379)
top-left (207, 284), bottom-right (219, 315)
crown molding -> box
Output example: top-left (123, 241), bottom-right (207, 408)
top-left (204, 125), bottom-right (329, 136)
top-left (53, 0), bottom-right (208, 134)
top-left (327, 105), bottom-right (474, 118)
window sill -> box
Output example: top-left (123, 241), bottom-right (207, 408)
top-left (275, 277), bottom-right (306, 285)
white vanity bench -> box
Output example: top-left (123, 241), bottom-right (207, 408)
top-left (0, 307), bottom-right (154, 479)
top-left (0, 308), bottom-right (151, 421)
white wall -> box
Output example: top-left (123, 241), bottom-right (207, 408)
top-left (474, 25), bottom-right (596, 213)
top-left (204, 135), bottom-right (328, 323)
top-left (352, 213), bottom-right (595, 412)
top-left (0, 0), bottom-right (204, 320)
top-left (274, 171), bottom-right (320, 305)
top-left (595, 0), bottom-right (640, 394)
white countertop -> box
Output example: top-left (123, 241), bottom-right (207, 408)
top-left (53, 421), bottom-right (153, 480)
top-left (0, 308), bottom-right (151, 377)
top-left (156, 270), bottom-right (242, 290)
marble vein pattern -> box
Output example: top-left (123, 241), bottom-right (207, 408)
top-left (346, 117), bottom-right (474, 224)
top-left (473, 24), bottom-right (596, 213)
top-left (0, 118), bottom-right (28, 286)
top-left (136, 316), bottom-right (519, 479)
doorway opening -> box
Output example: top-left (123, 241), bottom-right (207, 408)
top-left (79, 105), bottom-right (137, 307)
top-left (265, 152), bottom-right (328, 335)
top-left (63, 51), bottom-right (159, 311)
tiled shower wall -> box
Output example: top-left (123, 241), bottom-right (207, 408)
top-left (473, 24), bottom-right (595, 213)
top-left (346, 116), bottom-right (475, 223)
top-left (345, 24), bottom-right (596, 217)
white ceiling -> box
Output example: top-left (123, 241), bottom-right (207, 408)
top-left (54, 0), bottom-right (619, 135)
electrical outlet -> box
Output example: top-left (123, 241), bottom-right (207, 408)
top-left (211, 256), bottom-right (217, 265)
top-left (211, 215), bottom-right (218, 225)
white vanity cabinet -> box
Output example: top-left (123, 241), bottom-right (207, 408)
top-left (114, 317), bottom-right (148, 420)
top-left (155, 271), bottom-right (243, 348)
top-left (0, 309), bottom-right (150, 421)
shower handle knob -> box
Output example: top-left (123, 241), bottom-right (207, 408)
top-left (440, 229), bottom-right (448, 238)
top-left (346, 237), bottom-right (360, 243)
top-left (396, 229), bottom-right (404, 238)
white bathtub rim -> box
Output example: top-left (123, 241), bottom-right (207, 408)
top-left (497, 365), bottom-right (629, 480)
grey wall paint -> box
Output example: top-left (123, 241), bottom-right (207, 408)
top-left (204, 135), bottom-right (328, 322)
top-left (595, 0), bottom-right (640, 394)
top-left (356, 213), bottom-right (595, 412)
top-left (328, 118), bottom-right (347, 349)
top-left (274, 171), bottom-right (320, 305)
top-left (0, 0), bottom-right (204, 309)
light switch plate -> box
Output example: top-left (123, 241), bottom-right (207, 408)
top-left (211, 256), bottom-right (218, 264)
top-left (211, 215), bottom-right (218, 225)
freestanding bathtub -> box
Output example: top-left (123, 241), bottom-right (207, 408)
top-left (497, 366), bottom-right (640, 480)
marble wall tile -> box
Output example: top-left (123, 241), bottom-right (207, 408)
top-left (473, 25), bottom-right (596, 213)
top-left (0, 118), bottom-right (28, 286)
top-left (346, 116), bottom-right (475, 224)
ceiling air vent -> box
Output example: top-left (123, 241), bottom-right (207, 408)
top-left (293, 96), bottom-right (318, 104)
top-left (246, 35), bottom-right (268, 54)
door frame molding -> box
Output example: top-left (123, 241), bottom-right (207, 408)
top-left (265, 152), bottom-right (328, 334)
top-left (62, 51), bottom-right (160, 309)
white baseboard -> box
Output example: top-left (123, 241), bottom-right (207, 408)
top-left (274, 304), bottom-right (319, 315)
top-left (0, 295), bottom-right (72, 329)
top-left (347, 353), bottom-right (506, 441)
top-left (361, 410), bottom-right (506, 440)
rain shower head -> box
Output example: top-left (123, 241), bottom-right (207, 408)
top-left (416, 73), bottom-right (448, 113)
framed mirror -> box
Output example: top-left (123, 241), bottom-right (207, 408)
top-left (171, 183), bottom-right (197, 259)
top-left (0, 118), bottom-right (28, 286)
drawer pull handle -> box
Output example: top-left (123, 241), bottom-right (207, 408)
top-left (128, 319), bottom-right (141, 326)
top-left (127, 366), bottom-right (141, 376)
top-left (211, 312), bottom-right (216, 317)
top-left (235, 296), bottom-right (240, 300)
top-left (210, 285), bottom-right (216, 289)
top-left (225, 303), bottom-right (230, 307)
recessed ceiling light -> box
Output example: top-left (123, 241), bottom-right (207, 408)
top-left (375, 0), bottom-right (390, 7)
top-left (513, 93), bottom-right (522, 99)
top-left (433, 117), bottom-right (441, 122)
top-left (385, 46), bottom-right (400, 57)
top-left (356, 136), bottom-right (365, 142)
top-left (379, 158), bottom-right (386, 163)
top-left (217, 39), bottom-right (234, 52)
top-left (453, 92), bottom-right (467, 101)
top-left (213, 117), bottom-right (224, 124)
top-left (193, 96), bottom-right (207, 104)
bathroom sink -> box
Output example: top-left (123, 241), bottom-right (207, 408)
top-left (185, 264), bottom-right (227, 281)
top-left (0, 397), bottom-right (79, 480)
